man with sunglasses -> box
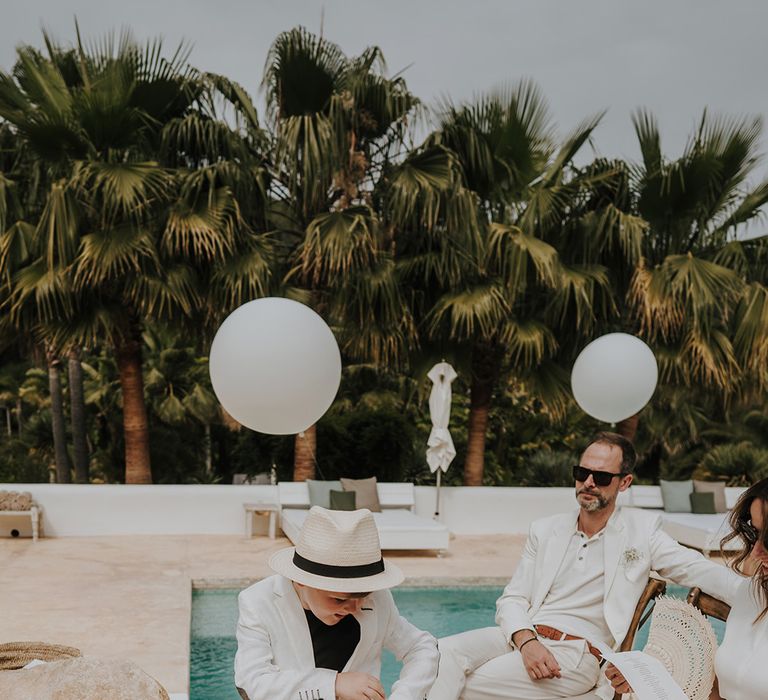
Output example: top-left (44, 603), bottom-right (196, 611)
top-left (428, 431), bottom-right (741, 700)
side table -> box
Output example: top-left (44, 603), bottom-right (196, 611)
top-left (0, 505), bottom-right (42, 541)
top-left (243, 502), bottom-right (279, 539)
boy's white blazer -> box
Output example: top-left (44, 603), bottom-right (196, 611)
top-left (235, 574), bottom-right (439, 700)
top-left (496, 507), bottom-right (742, 699)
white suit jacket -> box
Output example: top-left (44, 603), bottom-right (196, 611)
top-left (234, 575), bottom-right (439, 700)
top-left (496, 507), bottom-right (742, 699)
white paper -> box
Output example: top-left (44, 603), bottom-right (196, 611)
top-left (595, 642), bottom-right (687, 700)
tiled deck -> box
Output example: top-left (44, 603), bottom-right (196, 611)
top-left (0, 533), bottom-right (525, 695)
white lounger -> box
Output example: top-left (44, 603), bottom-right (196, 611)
top-left (277, 481), bottom-right (450, 552)
top-left (620, 485), bottom-right (746, 555)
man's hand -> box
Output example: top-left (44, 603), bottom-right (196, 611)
top-left (335, 671), bottom-right (386, 700)
top-left (519, 639), bottom-right (561, 681)
top-left (604, 663), bottom-right (632, 694)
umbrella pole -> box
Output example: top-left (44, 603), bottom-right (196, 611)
top-left (434, 470), bottom-right (441, 519)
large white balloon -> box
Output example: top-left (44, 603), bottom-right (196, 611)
top-left (571, 333), bottom-right (658, 423)
top-left (209, 298), bottom-right (342, 435)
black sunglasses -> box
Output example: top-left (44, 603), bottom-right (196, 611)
top-left (572, 465), bottom-right (627, 487)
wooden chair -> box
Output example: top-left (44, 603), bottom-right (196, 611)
top-left (686, 587), bottom-right (731, 622)
top-left (618, 577), bottom-right (668, 651)
top-left (568, 577), bottom-right (668, 700)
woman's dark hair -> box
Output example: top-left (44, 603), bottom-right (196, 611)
top-left (721, 477), bottom-right (768, 622)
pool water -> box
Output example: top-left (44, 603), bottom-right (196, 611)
top-left (190, 584), bottom-right (725, 699)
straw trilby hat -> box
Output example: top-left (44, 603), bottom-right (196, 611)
top-left (269, 507), bottom-right (404, 592)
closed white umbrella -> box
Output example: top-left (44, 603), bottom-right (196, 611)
top-left (426, 361), bottom-right (457, 518)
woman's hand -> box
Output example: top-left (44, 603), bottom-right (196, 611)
top-left (604, 663), bottom-right (632, 694)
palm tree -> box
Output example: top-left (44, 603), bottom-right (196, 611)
top-left (0, 30), bottom-right (272, 483)
top-left (625, 111), bottom-right (768, 440)
top-left (262, 27), bottom-right (457, 480)
top-left (406, 83), bottom-right (615, 485)
top-left (142, 325), bottom-right (220, 477)
top-left (0, 123), bottom-right (75, 480)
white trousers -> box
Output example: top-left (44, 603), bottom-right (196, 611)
top-left (428, 626), bottom-right (602, 700)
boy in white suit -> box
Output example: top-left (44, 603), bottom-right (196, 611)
top-left (428, 432), bottom-right (741, 700)
top-left (235, 506), bottom-right (439, 700)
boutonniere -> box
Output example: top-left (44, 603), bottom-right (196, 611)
top-left (622, 547), bottom-right (644, 567)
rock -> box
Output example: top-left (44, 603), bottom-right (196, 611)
top-left (0, 656), bottom-right (170, 699)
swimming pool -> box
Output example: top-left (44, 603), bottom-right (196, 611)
top-left (190, 584), bottom-right (725, 699)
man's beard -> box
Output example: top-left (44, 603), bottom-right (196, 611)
top-left (576, 488), bottom-right (612, 512)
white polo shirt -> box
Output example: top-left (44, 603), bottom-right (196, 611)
top-left (531, 516), bottom-right (615, 647)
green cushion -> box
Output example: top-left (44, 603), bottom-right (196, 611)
top-left (329, 490), bottom-right (357, 511)
top-left (660, 479), bottom-right (694, 513)
top-left (693, 480), bottom-right (728, 513)
top-left (690, 491), bottom-right (717, 514)
top-left (306, 480), bottom-right (343, 509)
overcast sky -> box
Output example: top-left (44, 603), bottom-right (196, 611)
top-left (4, 0), bottom-right (768, 185)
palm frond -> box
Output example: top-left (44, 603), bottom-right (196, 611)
top-left (163, 168), bottom-right (240, 261)
top-left (732, 282), bottom-right (768, 387)
top-left (35, 179), bottom-right (79, 268)
top-left (290, 206), bottom-right (379, 285)
top-left (517, 359), bottom-right (571, 419)
top-left (488, 222), bottom-right (558, 293)
top-left (73, 223), bottom-right (157, 288)
top-left (547, 261), bottom-right (612, 331)
top-left (72, 160), bottom-right (170, 224)
top-left (332, 257), bottom-right (416, 366)
top-left (125, 262), bottom-right (199, 320)
top-left (681, 325), bottom-right (740, 391)
top-left (209, 238), bottom-right (273, 314)
top-left (500, 318), bottom-right (557, 367)
top-left (435, 79), bottom-right (555, 200)
top-left (632, 109), bottom-right (662, 176)
top-left (426, 283), bottom-right (509, 342)
top-left (539, 111), bottom-right (605, 188)
top-left (262, 27), bottom-right (346, 122)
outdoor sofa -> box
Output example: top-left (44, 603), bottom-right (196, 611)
top-left (618, 484), bottom-right (746, 556)
top-left (277, 481), bottom-right (450, 552)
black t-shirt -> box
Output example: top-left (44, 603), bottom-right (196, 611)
top-left (304, 609), bottom-right (361, 673)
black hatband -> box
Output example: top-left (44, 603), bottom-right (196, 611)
top-left (293, 552), bottom-right (385, 578)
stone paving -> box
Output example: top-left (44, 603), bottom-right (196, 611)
top-left (0, 532), bottom-right (526, 695)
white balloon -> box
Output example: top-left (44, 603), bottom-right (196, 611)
top-left (571, 333), bottom-right (658, 423)
top-left (209, 298), bottom-right (342, 435)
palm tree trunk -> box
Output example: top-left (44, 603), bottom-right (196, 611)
top-left (15, 397), bottom-right (22, 433)
top-left (47, 351), bottom-right (71, 483)
top-left (463, 342), bottom-right (502, 486)
top-left (293, 425), bottom-right (317, 481)
top-left (204, 424), bottom-right (212, 477)
top-left (68, 347), bottom-right (89, 483)
top-left (5, 406), bottom-right (11, 437)
top-left (115, 329), bottom-right (153, 484)
top-left (616, 413), bottom-right (640, 443)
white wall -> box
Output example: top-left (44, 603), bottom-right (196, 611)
top-left (2, 482), bottom-right (747, 538)
top-left (1, 483), bottom-right (586, 536)
top-left (1, 484), bottom-right (278, 537)
top-left (414, 486), bottom-right (580, 534)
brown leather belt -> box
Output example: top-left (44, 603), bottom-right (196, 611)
top-left (534, 625), bottom-right (604, 665)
